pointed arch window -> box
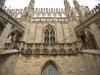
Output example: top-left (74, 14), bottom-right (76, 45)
top-left (44, 25), bottom-right (56, 44)
top-left (42, 64), bottom-right (58, 75)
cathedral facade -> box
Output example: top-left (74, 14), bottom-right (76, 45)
top-left (0, 0), bottom-right (100, 75)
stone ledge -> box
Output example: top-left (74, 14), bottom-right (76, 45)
top-left (80, 49), bottom-right (100, 55)
top-left (0, 49), bottom-right (19, 55)
top-left (0, 49), bottom-right (100, 55)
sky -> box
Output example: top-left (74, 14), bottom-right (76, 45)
top-left (5, 0), bottom-right (100, 9)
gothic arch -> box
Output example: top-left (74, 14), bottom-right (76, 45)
top-left (9, 29), bottom-right (23, 35)
top-left (43, 24), bottom-right (57, 44)
top-left (37, 21), bottom-right (43, 23)
top-left (84, 28), bottom-right (93, 35)
top-left (7, 29), bottom-right (23, 41)
top-left (40, 60), bottom-right (62, 75)
top-left (80, 29), bottom-right (98, 49)
top-left (44, 24), bottom-right (56, 30)
top-left (57, 21), bottom-right (63, 24)
top-left (5, 29), bottom-right (23, 49)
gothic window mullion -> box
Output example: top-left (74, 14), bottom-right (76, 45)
top-left (44, 25), bottom-right (56, 44)
top-left (49, 30), bottom-right (51, 44)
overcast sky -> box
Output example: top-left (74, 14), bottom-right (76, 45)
top-left (5, 0), bottom-right (100, 9)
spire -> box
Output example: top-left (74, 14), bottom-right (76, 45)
top-left (28, 0), bottom-right (35, 9)
top-left (0, 0), bottom-right (6, 8)
top-left (22, 0), bottom-right (35, 20)
top-left (64, 0), bottom-right (71, 11)
top-left (64, 0), bottom-right (71, 18)
top-left (73, 0), bottom-right (82, 22)
top-left (73, 0), bottom-right (80, 9)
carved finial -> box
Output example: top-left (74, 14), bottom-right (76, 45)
top-left (64, 0), bottom-right (71, 18)
top-left (28, 0), bottom-right (35, 8)
top-left (84, 6), bottom-right (91, 17)
top-left (64, 0), bottom-right (71, 11)
top-left (23, 0), bottom-right (35, 19)
top-left (0, 0), bottom-right (6, 8)
top-left (96, 4), bottom-right (100, 12)
top-left (73, 0), bottom-right (80, 10)
top-left (70, 7), bottom-right (77, 21)
top-left (73, 0), bottom-right (82, 22)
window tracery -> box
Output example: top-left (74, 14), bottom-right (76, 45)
top-left (44, 25), bottom-right (56, 44)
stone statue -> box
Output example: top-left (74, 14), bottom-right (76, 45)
top-left (64, 0), bottom-right (71, 19)
top-left (64, 0), bottom-right (71, 9)
top-left (70, 8), bottom-right (76, 20)
top-left (28, 0), bottom-right (35, 9)
top-left (84, 6), bottom-right (91, 17)
top-left (91, 9), bottom-right (95, 14)
top-left (73, 0), bottom-right (82, 21)
top-left (73, 0), bottom-right (80, 10)
top-left (0, 0), bottom-right (6, 8)
top-left (96, 5), bottom-right (100, 12)
top-left (94, 8), bottom-right (98, 13)
top-left (26, 0), bottom-right (35, 19)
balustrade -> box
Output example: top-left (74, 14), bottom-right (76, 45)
top-left (21, 43), bottom-right (79, 55)
top-left (5, 42), bottom-right (79, 55)
top-left (4, 41), bottom-right (80, 55)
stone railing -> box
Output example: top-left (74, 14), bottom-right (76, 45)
top-left (23, 43), bottom-right (79, 55)
top-left (5, 41), bottom-right (100, 55)
top-left (4, 42), bottom-right (80, 55)
top-left (31, 17), bottom-right (68, 22)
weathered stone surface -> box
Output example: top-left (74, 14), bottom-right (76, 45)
top-left (0, 1), bottom-right (100, 75)
top-left (0, 52), bottom-right (100, 75)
